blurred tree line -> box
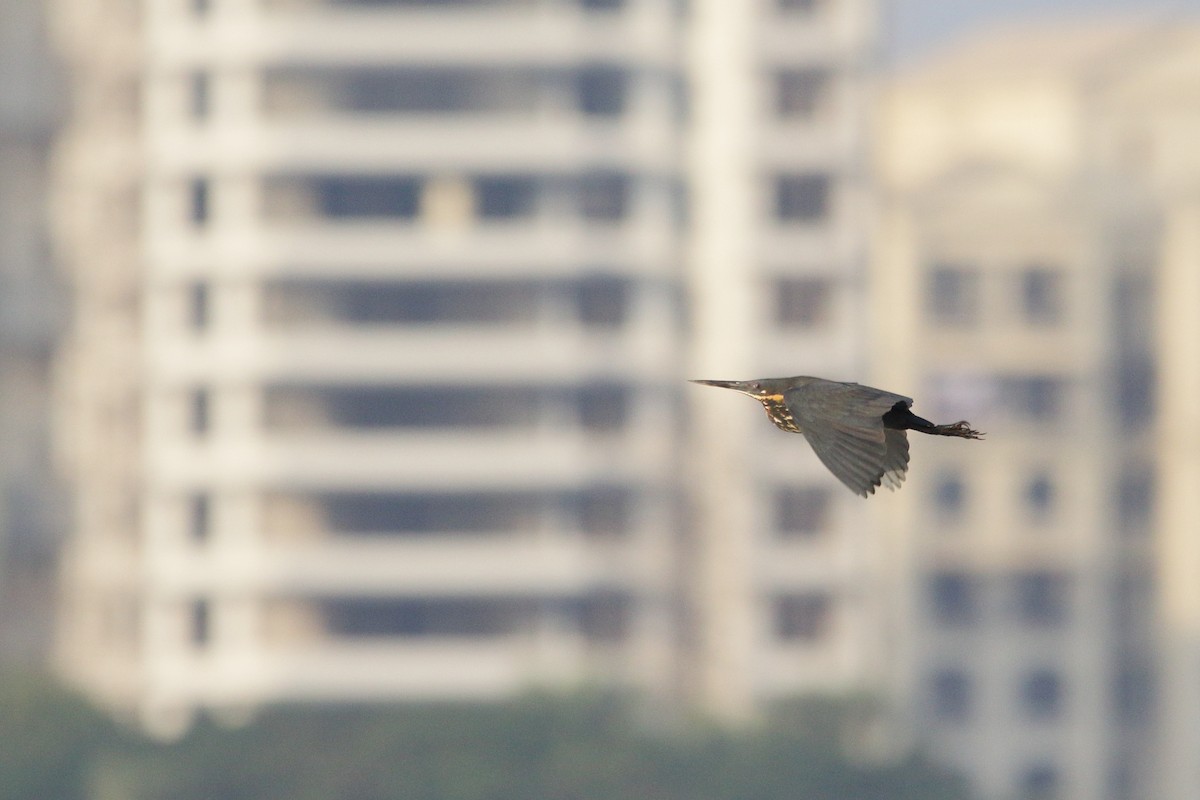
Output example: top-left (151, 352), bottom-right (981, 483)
top-left (0, 671), bottom-right (972, 800)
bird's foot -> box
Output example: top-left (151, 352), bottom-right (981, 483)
top-left (933, 421), bottom-right (985, 439)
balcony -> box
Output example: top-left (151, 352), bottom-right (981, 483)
top-left (145, 427), bottom-right (672, 492)
top-left (148, 4), bottom-right (675, 71)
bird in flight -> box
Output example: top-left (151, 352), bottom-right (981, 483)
top-left (691, 376), bottom-right (983, 497)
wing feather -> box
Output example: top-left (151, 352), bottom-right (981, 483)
top-left (786, 380), bottom-right (913, 497)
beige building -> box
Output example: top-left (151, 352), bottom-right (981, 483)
top-left (875, 19), bottom-right (1200, 800)
top-left (51, 0), bottom-right (881, 735)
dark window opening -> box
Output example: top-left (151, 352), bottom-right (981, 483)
top-left (1021, 763), bottom-right (1059, 800)
top-left (1021, 669), bottom-right (1064, 720)
top-left (1113, 660), bottom-right (1154, 725)
top-left (576, 591), bottom-right (630, 641)
top-left (1002, 376), bottom-right (1063, 423)
top-left (930, 668), bottom-right (972, 722)
top-left (188, 282), bottom-right (210, 330)
top-left (1117, 468), bottom-right (1153, 531)
top-left (1013, 572), bottom-right (1068, 627)
top-left (928, 265), bottom-right (979, 325)
top-left (928, 572), bottom-right (978, 626)
top-left (775, 68), bottom-right (829, 119)
top-left (189, 388), bottom-right (210, 435)
top-left (577, 488), bottom-right (631, 536)
top-left (575, 276), bottom-right (629, 327)
top-left (323, 597), bottom-right (525, 637)
top-left (189, 178), bottom-right (210, 226)
top-left (262, 280), bottom-right (543, 326)
top-left (773, 593), bottom-right (831, 641)
top-left (189, 494), bottom-right (211, 542)
top-left (476, 176), bottom-right (537, 219)
top-left (774, 173), bottom-right (830, 222)
top-left (774, 277), bottom-right (831, 328)
top-left (1025, 473), bottom-right (1055, 518)
top-left (1020, 267), bottom-right (1063, 325)
top-left (934, 474), bottom-right (966, 520)
top-left (315, 176), bottom-right (421, 219)
top-left (577, 384), bottom-right (629, 431)
top-left (579, 173), bottom-right (629, 221)
top-left (189, 71), bottom-right (211, 120)
top-left (576, 66), bottom-right (626, 116)
top-left (777, 0), bottom-right (818, 11)
top-left (774, 486), bottom-right (831, 536)
top-left (190, 599), bottom-right (211, 646)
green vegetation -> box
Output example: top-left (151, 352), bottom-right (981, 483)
top-left (0, 674), bottom-right (971, 800)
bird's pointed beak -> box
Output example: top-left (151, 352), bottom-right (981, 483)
top-left (689, 379), bottom-right (752, 394)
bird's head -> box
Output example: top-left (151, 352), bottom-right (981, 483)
top-left (689, 378), bottom-right (789, 402)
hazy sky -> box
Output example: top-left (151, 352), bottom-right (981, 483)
top-left (886, 0), bottom-right (1200, 63)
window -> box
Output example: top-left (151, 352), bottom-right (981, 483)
top-left (1013, 572), bottom-right (1068, 627)
top-left (1020, 267), bottom-right (1063, 325)
top-left (575, 276), bottom-right (629, 327)
top-left (576, 66), bottom-right (626, 116)
top-left (774, 486), bottom-right (831, 536)
top-left (777, 0), bottom-right (818, 11)
top-left (775, 68), bottom-right (829, 119)
top-left (774, 174), bottom-right (829, 222)
top-left (316, 176), bottom-right (421, 219)
top-left (1003, 376), bottom-right (1063, 423)
top-left (1024, 473), bottom-right (1055, 519)
top-left (189, 71), bottom-right (210, 121)
top-left (578, 173), bottom-right (629, 221)
top-left (189, 177), bottom-right (210, 227)
top-left (322, 598), bottom-right (524, 637)
top-left (190, 599), bottom-right (211, 646)
top-left (929, 668), bottom-right (972, 722)
top-left (773, 593), bottom-right (831, 641)
top-left (476, 176), bottom-right (536, 219)
top-left (1113, 659), bottom-right (1154, 725)
top-left (928, 572), bottom-right (978, 626)
top-left (577, 591), bottom-right (630, 641)
top-left (188, 282), bottom-right (210, 331)
top-left (1021, 763), bottom-right (1059, 800)
top-left (933, 474), bottom-right (966, 520)
top-left (575, 488), bottom-right (630, 535)
top-left (577, 384), bottom-right (628, 431)
top-left (1021, 668), bottom-right (1063, 720)
top-left (189, 388), bottom-right (210, 435)
top-left (927, 265), bottom-right (979, 325)
top-left (1116, 468), bottom-right (1153, 530)
top-left (774, 277), bottom-right (831, 328)
top-left (188, 494), bottom-right (211, 542)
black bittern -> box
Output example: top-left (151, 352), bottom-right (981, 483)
top-left (691, 376), bottom-right (983, 497)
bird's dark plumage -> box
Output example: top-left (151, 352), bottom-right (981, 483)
top-left (691, 376), bottom-right (983, 497)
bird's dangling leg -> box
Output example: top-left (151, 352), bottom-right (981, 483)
top-left (882, 403), bottom-right (984, 440)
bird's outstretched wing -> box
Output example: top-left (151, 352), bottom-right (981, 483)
top-left (787, 381), bottom-right (913, 497)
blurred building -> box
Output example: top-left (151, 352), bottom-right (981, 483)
top-left (686, 0), bottom-right (882, 717)
top-left (874, 18), bottom-right (1200, 800)
top-left (0, 0), bottom-right (62, 663)
top-left (50, 0), bottom-right (880, 734)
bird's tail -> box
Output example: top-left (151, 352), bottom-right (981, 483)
top-left (928, 421), bottom-right (984, 439)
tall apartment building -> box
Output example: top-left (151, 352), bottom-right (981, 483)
top-left (51, 0), bottom-right (878, 734)
top-left (874, 20), bottom-right (1200, 800)
top-left (687, 0), bottom-right (881, 717)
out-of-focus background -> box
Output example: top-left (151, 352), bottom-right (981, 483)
top-left (4, 0), bottom-right (1200, 798)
